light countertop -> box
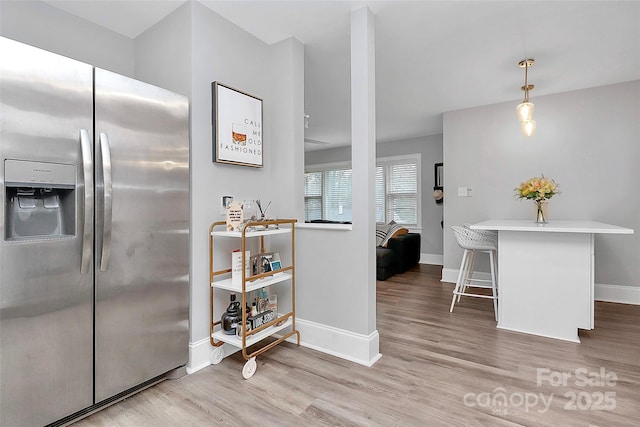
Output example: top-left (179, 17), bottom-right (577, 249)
top-left (470, 220), bottom-right (634, 234)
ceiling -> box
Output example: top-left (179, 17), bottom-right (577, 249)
top-left (43, 1), bottom-right (640, 151)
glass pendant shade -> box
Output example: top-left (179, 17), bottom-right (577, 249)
top-left (516, 102), bottom-right (534, 122)
top-left (516, 59), bottom-right (536, 136)
top-left (521, 119), bottom-right (536, 137)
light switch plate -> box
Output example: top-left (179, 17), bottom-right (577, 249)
top-left (457, 186), bottom-right (472, 197)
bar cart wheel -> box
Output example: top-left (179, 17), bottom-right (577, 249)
top-left (210, 347), bottom-right (224, 365)
top-left (242, 357), bottom-right (257, 379)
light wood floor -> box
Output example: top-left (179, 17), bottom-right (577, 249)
top-left (75, 264), bottom-right (640, 426)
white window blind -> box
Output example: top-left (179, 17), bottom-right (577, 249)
top-left (375, 166), bottom-right (385, 223)
top-left (304, 155), bottom-right (419, 226)
top-left (324, 168), bottom-right (352, 221)
top-left (385, 161), bottom-right (418, 225)
top-left (304, 171), bottom-right (323, 221)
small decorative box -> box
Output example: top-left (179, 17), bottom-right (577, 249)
top-left (248, 310), bottom-right (276, 330)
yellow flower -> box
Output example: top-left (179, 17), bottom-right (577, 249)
top-left (515, 175), bottom-right (559, 201)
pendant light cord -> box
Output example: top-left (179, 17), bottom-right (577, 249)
top-left (523, 63), bottom-right (529, 103)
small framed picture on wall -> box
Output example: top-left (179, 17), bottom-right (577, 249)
top-left (212, 81), bottom-right (263, 167)
top-left (434, 162), bottom-right (443, 190)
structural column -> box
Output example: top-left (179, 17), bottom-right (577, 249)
top-left (350, 6), bottom-right (379, 359)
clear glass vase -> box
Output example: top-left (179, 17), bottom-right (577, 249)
top-left (243, 200), bottom-right (257, 221)
top-left (535, 200), bottom-right (547, 224)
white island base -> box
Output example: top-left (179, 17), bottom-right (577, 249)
top-left (471, 220), bottom-right (633, 343)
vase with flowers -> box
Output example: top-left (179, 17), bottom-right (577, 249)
top-left (515, 175), bottom-right (559, 223)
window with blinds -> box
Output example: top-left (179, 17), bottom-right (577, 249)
top-left (324, 168), bottom-right (352, 221)
top-left (375, 166), bottom-right (385, 223)
top-left (304, 171), bottom-right (322, 221)
top-left (305, 154), bottom-right (420, 226)
top-left (384, 160), bottom-right (418, 225)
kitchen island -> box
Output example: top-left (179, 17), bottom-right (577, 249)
top-left (470, 220), bottom-right (633, 342)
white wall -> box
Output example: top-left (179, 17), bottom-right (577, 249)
top-left (350, 5), bottom-right (377, 345)
top-left (133, 2), bottom-right (191, 98)
top-left (0, 0), bottom-right (134, 76)
top-left (443, 80), bottom-right (640, 294)
top-left (304, 145), bottom-right (350, 165)
top-left (305, 134), bottom-right (444, 259)
top-left (292, 8), bottom-right (380, 367)
top-left (267, 37), bottom-right (305, 221)
top-left (134, 1), bottom-right (307, 371)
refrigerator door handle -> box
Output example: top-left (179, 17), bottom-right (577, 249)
top-left (99, 132), bottom-right (113, 271)
top-left (80, 129), bottom-right (93, 274)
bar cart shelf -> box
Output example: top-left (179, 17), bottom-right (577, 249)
top-left (208, 219), bottom-right (300, 379)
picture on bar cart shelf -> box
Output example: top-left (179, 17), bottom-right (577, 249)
top-left (212, 81), bottom-right (263, 167)
top-left (270, 260), bottom-right (282, 272)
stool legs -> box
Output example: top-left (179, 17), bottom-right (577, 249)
top-left (459, 249), bottom-right (477, 302)
top-left (489, 249), bottom-right (498, 321)
top-left (450, 249), bottom-right (470, 313)
top-left (450, 248), bottom-right (498, 321)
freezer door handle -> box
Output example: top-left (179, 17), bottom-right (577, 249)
top-left (99, 132), bottom-right (113, 271)
top-left (80, 129), bottom-right (93, 274)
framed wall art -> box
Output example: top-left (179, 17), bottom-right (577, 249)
top-left (434, 162), bottom-right (443, 190)
top-left (212, 81), bottom-right (263, 167)
top-left (433, 162), bottom-right (443, 205)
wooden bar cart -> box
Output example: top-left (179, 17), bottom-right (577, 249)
top-left (208, 218), bottom-right (300, 378)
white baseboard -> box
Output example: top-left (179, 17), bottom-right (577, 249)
top-left (441, 268), bottom-right (491, 284)
top-left (595, 283), bottom-right (640, 305)
top-left (286, 318), bottom-right (382, 367)
top-left (420, 253), bottom-right (443, 265)
top-left (187, 338), bottom-right (240, 374)
top-left (441, 267), bottom-right (457, 284)
top-left (441, 268), bottom-right (640, 306)
top-left (187, 317), bottom-right (382, 373)
top-left (187, 337), bottom-right (211, 374)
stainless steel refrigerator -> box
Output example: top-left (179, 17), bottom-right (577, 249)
top-left (0, 37), bottom-right (189, 427)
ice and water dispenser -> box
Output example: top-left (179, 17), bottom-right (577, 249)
top-left (4, 159), bottom-right (76, 241)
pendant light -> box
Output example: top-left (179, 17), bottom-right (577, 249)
top-left (516, 59), bottom-right (536, 136)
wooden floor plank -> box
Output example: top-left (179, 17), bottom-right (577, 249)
top-left (74, 264), bottom-right (640, 426)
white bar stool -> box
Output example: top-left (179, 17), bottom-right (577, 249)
top-left (450, 225), bottom-right (498, 321)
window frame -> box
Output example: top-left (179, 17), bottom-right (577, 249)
top-left (303, 170), bottom-right (324, 222)
top-left (376, 154), bottom-right (421, 228)
top-left (305, 161), bottom-right (351, 222)
top-left (304, 154), bottom-right (421, 229)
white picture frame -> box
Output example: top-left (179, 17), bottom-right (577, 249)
top-left (212, 82), bottom-right (263, 167)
